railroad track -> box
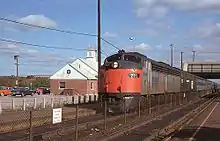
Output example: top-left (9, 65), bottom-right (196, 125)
top-left (0, 96), bottom-right (182, 141)
top-left (80, 98), bottom-right (211, 141)
top-left (149, 96), bottom-right (216, 141)
top-left (41, 99), bottom-right (199, 141)
top-left (0, 92), bottom-right (211, 141)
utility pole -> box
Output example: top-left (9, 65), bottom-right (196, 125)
top-left (97, 0), bottom-right (101, 91)
top-left (192, 51), bottom-right (196, 62)
top-left (14, 55), bottom-right (19, 87)
top-left (180, 52), bottom-right (183, 70)
top-left (170, 44), bottom-right (174, 67)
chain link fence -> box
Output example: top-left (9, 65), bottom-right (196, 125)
top-left (0, 90), bottom-right (215, 141)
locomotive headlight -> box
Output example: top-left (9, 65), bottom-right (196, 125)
top-left (112, 61), bottom-right (119, 68)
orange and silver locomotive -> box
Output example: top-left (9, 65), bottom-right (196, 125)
top-left (99, 50), bottom-right (148, 113)
top-left (99, 50), bottom-right (218, 113)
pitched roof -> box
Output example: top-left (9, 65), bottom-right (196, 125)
top-left (68, 64), bottom-right (89, 79)
top-left (69, 58), bottom-right (98, 80)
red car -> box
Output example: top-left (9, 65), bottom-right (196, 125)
top-left (0, 86), bottom-right (11, 96)
top-left (36, 87), bottom-right (50, 95)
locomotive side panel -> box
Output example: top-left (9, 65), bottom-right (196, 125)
top-left (141, 60), bottom-right (148, 95)
top-left (157, 71), bottom-right (165, 93)
top-left (174, 75), bottom-right (181, 92)
top-left (152, 71), bottom-right (158, 94)
top-left (167, 75), bottom-right (174, 92)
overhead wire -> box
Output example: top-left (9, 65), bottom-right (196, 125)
top-left (0, 17), bottom-right (120, 50)
top-left (0, 37), bottom-right (108, 56)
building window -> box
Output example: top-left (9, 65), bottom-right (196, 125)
top-left (78, 64), bottom-right (80, 69)
top-left (67, 69), bottom-right (71, 74)
top-left (90, 82), bottom-right (94, 90)
top-left (59, 82), bottom-right (65, 89)
top-left (89, 51), bottom-right (92, 57)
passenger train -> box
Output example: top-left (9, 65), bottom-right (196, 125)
top-left (99, 50), bottom-right (218, 113)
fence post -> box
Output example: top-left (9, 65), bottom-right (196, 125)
top-left (157, 95), bottom-right (160, 112)
top-left (23, 99), bottom-right (26, 111)
top-left (104, 97), bottom-right (107, 130)
top-left (149, 95), bottom-right (151, 114)
top-left (51, 98), bottom-right (54, 108)
top-left (34, 98), bottom-right (37, 109)
top-left (43, 97), bottom-right (46, 108)
top-left (59, 98), bottom-right (62, 107)
top-left (138, 97), bottom-right (141, 117)
top-left (0, 100), bottom-right (2, 114)
top-left (29, 110), bottom-right (33, 141)
top-left (124, 98), bottom-right (126, 124)
top-left (12, 99), bottom-right (15, 110)
top-left (75, 104), bottom-right (79, 141)
top-left (170, 94), bottom-right (173, 107)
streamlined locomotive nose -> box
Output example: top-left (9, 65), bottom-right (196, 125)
top-left (103, 68), bottom-right (142, 95)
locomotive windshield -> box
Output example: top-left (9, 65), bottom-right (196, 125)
top-left (106, 54), bottom-right (122, 62)
top-left (124, 55), bottom-right (141, 64)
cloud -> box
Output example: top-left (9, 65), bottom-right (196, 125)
top-left (103, 32), bottom-right (118, 38)
top-left (135, 43), bottom-right (151, 52)
top-left (135, 0), bottom-right (220, 18)
top-left (127, 43), bottom-right (151, 53)
top-left (0, 15), bottom-right (57, 32)
top-left (192, 44), bottom-right (204, 51)
top-left (133, 28), bottom-right (158, 37)
top-left (0, 42), bottom-right (67, 63)
top-left (187, 19), bottom-right (220, 51)
top-left (189, 20), bottom-right (219, 39)
top-left (18, 15), bottom-right (57, 28)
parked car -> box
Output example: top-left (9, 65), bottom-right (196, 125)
top-left (36, 87), bottom-right (50, 95)
top-left (11, 87), bottom-right (34, 97)
top-left (0, 86), bottom-right (11, 96)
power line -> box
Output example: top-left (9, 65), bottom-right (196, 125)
top-left (0, 38), bottom-right (87, 50)
top-left (0, 37), bottom-right (108, 56)
top-left (196, 52), bottom-right (220, 54)
top-left (0, 17), bottom-right (97, 37)
top-left (0, 17), bottom-right (120, 50)
top-left (101, 38), bottom-right (120, 50)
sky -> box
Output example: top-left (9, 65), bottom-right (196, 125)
top-left (0, 0), bottom-right (220, 77)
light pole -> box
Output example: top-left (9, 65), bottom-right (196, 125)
top-left (180, 52), bottom-right (183, 70)
top-left (170, 44), bottom-right (174, 67)
top-left (129, 36), bottom-right (135, 50)
top-left (14, 55), bottom-right (19, 87)
top-left (192, 51), bottom-right (196, 62)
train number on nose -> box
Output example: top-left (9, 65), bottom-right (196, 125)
top-left (128, 73), bottom-right (140, 78)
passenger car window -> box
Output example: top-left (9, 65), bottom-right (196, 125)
top-left (124, 55), bottom-right (141, 64)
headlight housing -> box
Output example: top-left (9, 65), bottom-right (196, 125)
top-left (112, 61), bottom-right (119, 68)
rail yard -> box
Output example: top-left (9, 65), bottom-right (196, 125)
top-left (1, 50), bottom-right (220, 141)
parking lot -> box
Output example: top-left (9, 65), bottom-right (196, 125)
top-left (0, 94), bottom-right (73, 111)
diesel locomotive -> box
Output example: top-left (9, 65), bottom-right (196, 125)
top-left (99, 50), bottom-right (217, 113)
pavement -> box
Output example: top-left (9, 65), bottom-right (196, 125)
top-left (167, 98), bottom-right (220, 141)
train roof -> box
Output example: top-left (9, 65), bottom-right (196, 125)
top-left (106, 50), bottom-right (218, 82)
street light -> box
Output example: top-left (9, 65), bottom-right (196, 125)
top-left (14, 55), bottom-right (19, 87)
top-left (170, 44), bottom-right (174, 67)
top-left (192, 50), bottom-right (196, 62)
top-left (180, 52), bottom-right (183, 70)
top-left (129, 36), bottom-right (135, 50)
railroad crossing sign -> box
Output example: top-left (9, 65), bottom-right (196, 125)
top-left (52, 108), bottom-right (62, 124)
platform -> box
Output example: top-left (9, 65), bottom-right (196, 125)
top-left (167, 99), bottom-right (220, 141)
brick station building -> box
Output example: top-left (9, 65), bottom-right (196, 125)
top-left (49, 47), bottom-right (98, 95)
